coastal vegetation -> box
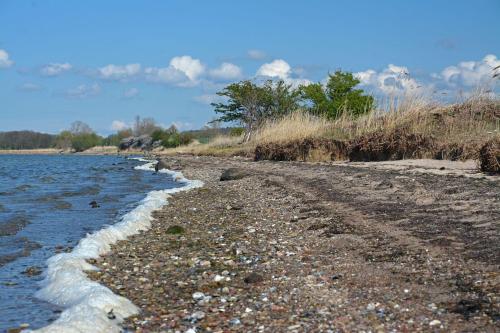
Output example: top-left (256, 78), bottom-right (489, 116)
top-left (166, 70), bottom-right (500, 173)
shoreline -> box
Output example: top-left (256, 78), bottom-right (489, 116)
top-left (89, 155), bottom-right (499, 332)
top-left (28, 158), bottom-right (203, 333)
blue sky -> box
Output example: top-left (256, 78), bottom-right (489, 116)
top-left (0, 0), bottom-right (499, 135)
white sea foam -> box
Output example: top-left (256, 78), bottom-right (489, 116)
top-left (30, 158), bottom-right (203, 333)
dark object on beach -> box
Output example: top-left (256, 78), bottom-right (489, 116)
top-left (331, 274), bottom-right (342, 280)
top-left (155, 159), bottom-right (171, 172)
top-left (220, 168), bottom-right (249, 181)
top-left (107, 309), bottom-right (116, 320)
top-left (166, 225), bottom-right (185, 235)
top-left (244, 272), bottom-right (264, 284)
top-left (89, 200), bottom-right (100, 208)
top-left (479, 138), bottom-right (500, 174)
top-left (22, 266), bottom-right (42, 277)
top-left (255, 138), bottom-right (348, 162)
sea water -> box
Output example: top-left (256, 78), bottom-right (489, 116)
top-left (0, 155), bottom-right (196, 331)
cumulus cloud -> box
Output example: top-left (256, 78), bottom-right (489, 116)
top-left (40, 63), bottom-right (72, 76)
top-left (209, 62), bottom-right (243, 80)
top-left (110, 120), bottom-right (129, 131)
top-left (355, 64), bottom-right (424, 95)
top-left (122, 87), bottom-right (140, 99)
top-left (145, 55), bottom-right (205, 87)
top-left (247, 49), bottom-right (266, 60)
top-left (0, 49), bottom-right (13, 68)
top-left (437, 54), bottom-right (499, 87)
top-left (98, 63), bottom-right (141, 81)
top-left (257, 59), bottom-right (290, 79)
top-left (64, 83), bottom-right (101, 99)
top-left (18, 82), bottom-right (43, 92)
top-left (257, 59), bottom-right (311, 87)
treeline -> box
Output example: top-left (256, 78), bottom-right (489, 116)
top-left (212, 70), bottom-right (374, 141)
top-left (0, 131), bottom-right (56, 149)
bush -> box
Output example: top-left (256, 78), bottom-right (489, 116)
top-left (230, 127), bottom-right (245, 137)
top-left (151, 128), bottom-right (193, 148)
top-left (71, 133), bottom-right (102, 152)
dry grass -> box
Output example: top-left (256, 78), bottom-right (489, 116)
top-left (157, 135), bottom-right (253, 157)
top-left (163, 93), bottom-right (499, 166)
top-left (252, 112), bottom-right (332, 144)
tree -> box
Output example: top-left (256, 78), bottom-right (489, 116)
top-left (300, 70), bottom-right (374, 119)
top-left (70, 121), bottom-right (94, 135)
top-left (212, 80), bottom-right (300, 141)
top-left (133, 116), bottom-right (159, 136)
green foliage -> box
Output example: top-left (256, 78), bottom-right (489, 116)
top-left (212, 79), bottom-right (300, 140)
top-left (71, 133), bottom-right (102, 152)
top-left (54, 131), bottom-right (73, 149)
top-left (229, 127), bottom-right (245, 137)
top-left (151, 126), bottom-right (193, 148)
top-left (300, 71), bottom-right (374, 119)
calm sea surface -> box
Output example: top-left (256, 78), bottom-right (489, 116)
top-left (0, 154), bottom-right (180, 331)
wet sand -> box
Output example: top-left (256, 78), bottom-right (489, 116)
top-left (90, 156), bottom-right (499, 332)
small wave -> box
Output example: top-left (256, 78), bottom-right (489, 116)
top-left (15, 184), bottom-right (34, 192)
top-left (31, 158), bottom-right (203, 333)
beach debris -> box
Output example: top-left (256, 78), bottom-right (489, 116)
top-left (107, 309), bottom-right (116, 320)
top-left (22, 266), bottom-right (42, 276)
top-left (192, 292), bottom-right (205, 301)
top-left (220, 168), bottom-right (249, 181)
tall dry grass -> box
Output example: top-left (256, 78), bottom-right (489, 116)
top-left (251, 92), bottom-right (499, 146)
top-left (162, 92), bottom-right (499, 160)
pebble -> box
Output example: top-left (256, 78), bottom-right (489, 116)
top-left (192, 292), bottom-right (205, 300)
top-left (229, 318), bottom-right (241, 326)
top-left (429, 319), bottom-right (441, 326)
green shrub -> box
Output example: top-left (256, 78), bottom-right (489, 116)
top-left (71, 133), bottom-right (102, 152)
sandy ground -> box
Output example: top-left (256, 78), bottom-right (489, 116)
top-left (90, 156), bottom-right (499, 332)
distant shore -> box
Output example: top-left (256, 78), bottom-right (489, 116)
top-left (0, 146), bottom-right (125, 155)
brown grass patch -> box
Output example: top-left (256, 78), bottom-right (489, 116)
top-left (479, 138), bottom-right (500, 174)
top-left (254, 138), bottom-right (348, 162)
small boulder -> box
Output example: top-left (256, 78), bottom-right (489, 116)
top-left (155, 159), bottom-right (171, 172)
top-left (220, 168), bottom-right (249, 181)
top-left (244, 272), bottom-right (264, 284)
top-left (89, 200), bottom-right (100, 208)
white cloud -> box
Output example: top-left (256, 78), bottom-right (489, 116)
top-left (257, 59), bottom-right (291, 79)
top-left (145, 55), bottom-right (205, 87)
top-left (170, 56), bottom-right (205, 81)
top-left (209, 62), bottom-right (243, 80)
top-left (257, 59), bottom-right (311, 87)
top-left (123, 87), bottom-right (140, 99)
top-left (110, 120), bottom-right (129, 131)
top-left (0, 49), bottom-right (13, 68)
top-left (437, 54), bottom-right (499, 87)
top-left (98, 63), bottom-right (141, 81)
top-left (194, 94), bottom-right (225, 105)
top-left (40, 63), bottom-right (72, 76)
top-left (64, 83), bottom-right (101, 99)
top-left (248, 49), bottom-right (266, 60)
top-left (18, 82), bottom-right (42, 92)
top-left (355, 64), bottom-right (424, 95)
